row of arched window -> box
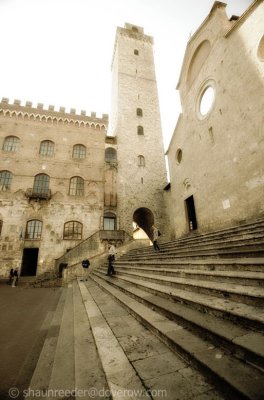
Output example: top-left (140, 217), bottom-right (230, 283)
top-left (0, 172), bottom-right (86, 196)
top-left (2, 136), bottom-right (119, 162)
top-left (0, 213), bottom-right (117, 240)
top-left (0, 155), bottom-right (145, 191)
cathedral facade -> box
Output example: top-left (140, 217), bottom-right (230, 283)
top-left (166, 0), bottom-right (264, 239)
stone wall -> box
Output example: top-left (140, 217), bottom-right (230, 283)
top-left (166, 1), bottom-right (264, 238)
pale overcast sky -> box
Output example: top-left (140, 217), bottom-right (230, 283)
top-left (0, 0), bottom-right (253, 149)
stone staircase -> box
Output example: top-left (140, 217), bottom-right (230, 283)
top-left (22, 219), bottom-right (264, 400)
top-left (24, 280), bottom-right (227, 400)
top-left (89, 218), bottom-right (264, 399)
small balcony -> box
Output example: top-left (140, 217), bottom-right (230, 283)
top-left (25, 188), bottom-right (51, 200)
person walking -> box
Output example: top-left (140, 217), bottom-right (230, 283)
top-left (12, 269), bottom-right (19, 287)
top-left (81, 259), bottom-right (90, 281)
top-left (106, 243), bottom-right (116, 276)
top-left (152, 225), bottom-right (160, 251)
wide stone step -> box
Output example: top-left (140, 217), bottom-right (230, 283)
top-left (78, 280), bottom-right (150, 400)
top-left (122, 241), bottom-right (264, 260)
top-left (94, 271), bottom-right (264, 331)
top-left (72, 280), bottom-right (109, 399)
top-left (48, 285), bottom-right (75, 395)
top-left (114, 265), bottom-right (264, 287)
top-left (129, 233), bottom-right (264, 256)
top-left (102, 269), bottom-right (264, 307)
top-left (82, 277), bottom-right (227, 400)
top-left (90, 273), bottom-right (264, 400)
top-left (114, 258), bottom-right (264, 272)
top-left (27, 283), bottom-right (110, 400)
top-left (92, 272), bottom-right (264, 370)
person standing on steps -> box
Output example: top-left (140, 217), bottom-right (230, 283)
top-left (81, 259), bottom-right (90, 281)
top-left (106, 243), bottom-right (116, 276)
top-left (152, 225), bottom-right (160, 251)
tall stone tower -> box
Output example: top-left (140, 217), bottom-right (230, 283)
top-left (109, 23), bottom-right (168, 238)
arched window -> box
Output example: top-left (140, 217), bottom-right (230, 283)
top-left (33, 174), bottom-right (50, 195)
top-left (72, 144), bottom-right (86, 159)
top-left (2, 136), bottom-right (20, 152)
top-left (63, 221), bottom-right (82, 239)
top-left (0, 170), bottom-right (12, 190)
top-left (39, 140), bottom-right (55, 156)
top-left (136, 108), bottom-right (143, 117)
top-left (138, 155), bottom-right (145, 167)
top-left (69, 177), bottom-right (84, 196)
top-left (134, 49), bottom-right (139, 55)
top-left (25, 220), bottom-right (42, 240)
top-left (105, 147), bottom-right (117, 162)
top-left (137, 126), bottom-right (144, 135)
top-left (103, 212), bottom-right (116, 230)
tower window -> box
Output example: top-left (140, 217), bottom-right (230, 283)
top-left (33, 174), bottom-right (50, 195)
top-left (105, 147), bottom-right (117, 162)
top-left (69, 177), bottom-right (84, 196)
top-left (63, 221), bottom-right (82, 239)
top-left (137, 126), bottom-right (144, 135)
top-left (2, 136), bottom-right (20, 152)
top-left (138, 155), bottom-right (145, 167)
top-left (134, 49), bottom-right (139, 55)
top-left (73, 144), bottom-right (86, 159)
top-left (0, 170), bottom-right (13, 190)
top-left (25, 220), bottom-right (42, 240)
top-left (103, 212), bottom-right (116, 230)
top-left (0, 220), bottom-right (2, 236)
top-left (132, 26), bottom-right (138, 33)
top-left (136, 108), bottom-right (143, 117)
top-left (39, 140), bottom-right (55, 157)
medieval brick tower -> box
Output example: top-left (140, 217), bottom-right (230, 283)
top-left (109, 23), bottom-right (168, 238)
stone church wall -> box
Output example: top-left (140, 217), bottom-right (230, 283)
top-left (166, 1), bottom-right (264, 238)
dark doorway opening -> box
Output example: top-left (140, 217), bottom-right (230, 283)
top-left (21, 248), bottom-right (39, 276)
top-left (185, 195), bottom-right (197, 231)
top-left (133, 207), bottom-right (154, 240)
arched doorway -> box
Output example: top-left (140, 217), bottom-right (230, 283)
top-left (133, 208), bottom-right (154, 240)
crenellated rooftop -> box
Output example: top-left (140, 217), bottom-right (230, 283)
top-left (0, 97), bottom-right (109, 130)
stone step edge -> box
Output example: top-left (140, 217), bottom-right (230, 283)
top-left (109, 270), bottom-right (264, 301)
top-left (91, 274), bottom-right (264, 400)
top-left (130, 230), bottom-right (264, 250)
top-left (151, 221), bottom-right (264, 247)
top-left (115, 258), bottom-right (264, 265)
top-left (77, 280), bottom-right (151, 400)
top-left (93, 273), bottom-right (264, 369)
top-left (122, 246), bottom-right (264, 259)
top-left (106, 266), bottom-right (264, 281)
top-left (129, 235), bottom-right (264, 254)
top-left (94, 271), bottom-right (264, 329)
top-left (48, 285), bottom-right (75, 391)
top-left (26, 288), bottom-right (67, 395)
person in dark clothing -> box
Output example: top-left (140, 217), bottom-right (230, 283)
top-left (106, 244), bottom-right (116, 276)
top-left (12, 269), bottom-right (19, 287)
top-left (81, 259), bottom-right (90, 281)
top-left (8, 268), bottom-right (14, 285)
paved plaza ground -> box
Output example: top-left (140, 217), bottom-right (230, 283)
top-left (0, 283), bottom-right (61, 400)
